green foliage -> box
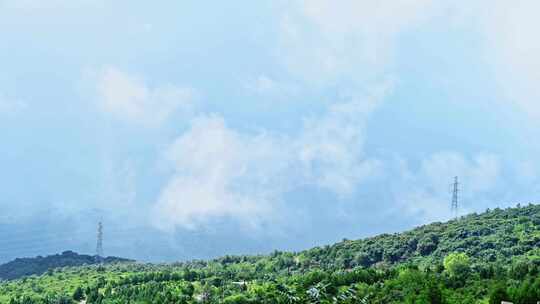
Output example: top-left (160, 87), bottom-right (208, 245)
top-left (1, 204), bottom-right (540, 303)
top-left (443, 252), bottom-right (470, 278)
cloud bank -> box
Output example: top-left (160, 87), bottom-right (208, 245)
top-left (147, 0), bottom-right (540, 231)
top-left (95, 67), bottom-right (195, 126)
top-left (152, 90), bottom-right (387, 230)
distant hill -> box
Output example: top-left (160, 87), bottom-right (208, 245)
top-left (0, 250), bottom-right (132, 280)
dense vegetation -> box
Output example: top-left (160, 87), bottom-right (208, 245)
top-left (0, 251), bottom-right (131, 281)
top-left (1, 204), bottom-right (539, 303)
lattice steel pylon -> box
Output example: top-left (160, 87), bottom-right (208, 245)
top-left (451, 176), bottom-right (459, 219)
top-left (96, 221), bottom-right (104, 259)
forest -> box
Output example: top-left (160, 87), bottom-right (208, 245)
top-left (1, 204), bottom-right (539, 304)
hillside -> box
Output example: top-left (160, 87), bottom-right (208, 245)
top-left (0, 251), bottom-right (132, 281)
top-left (1, 204), bottom-right (539, 304)
top-left (297, 203), bottom-right (540, 269)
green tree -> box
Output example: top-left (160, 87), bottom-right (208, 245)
top-left (443, 253), bottom-right (470, 278)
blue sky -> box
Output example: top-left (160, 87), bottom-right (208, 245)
top-left (1, 0), bottom-right (540, 262)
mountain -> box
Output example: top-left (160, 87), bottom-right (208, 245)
top-left (0, 250), bottom-right (132, 280)
top-left (1, 204), bottom-right (539, 303)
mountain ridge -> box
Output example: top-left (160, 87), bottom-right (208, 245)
top-left (0, 250), bottom-right (132, 280)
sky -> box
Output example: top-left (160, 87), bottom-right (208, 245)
top-left (1, 0), bottom-right (540, 263)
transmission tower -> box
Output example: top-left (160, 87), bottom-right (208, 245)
top-left (451, 176), bottom-right (459, 219)
top-left (96, 221), bottom-right (104, 260)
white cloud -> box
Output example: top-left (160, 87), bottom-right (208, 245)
top-left (279, 0), bottom-right (435, 83)
top-left (474, 1), bottom-right (540, 118)
top-left (150, 1), bottom-right (408, 229)
top-left (152, 87), bottom-right (388, 230)
top-left (104, 1), bottom-right (540, 231)
top-left (152, 115), bottom-right (289, 231)
top-left (279, 0), bottom-right (540, 119)
top-left (276, 0), bottom-right (540, 223)
top-left (297, 86), bottom-right (388, 195)
top-left (95, 67), bottom-right (195, 126)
